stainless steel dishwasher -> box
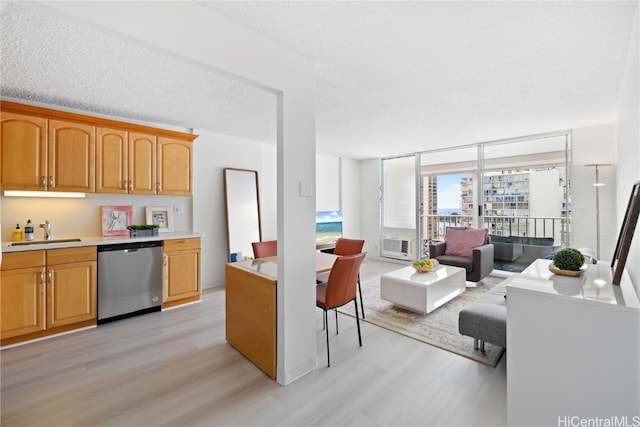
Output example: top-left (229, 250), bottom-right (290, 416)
top-left (97, 240), bottom-right (163, 324)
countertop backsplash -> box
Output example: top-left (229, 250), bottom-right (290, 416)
top-left (1, 193), bottom-right (192, 243)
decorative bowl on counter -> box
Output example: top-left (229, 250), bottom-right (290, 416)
top-left (412, 258), bottom-right (438, 272)
top-left (548, 263), bottom-right (588, 277)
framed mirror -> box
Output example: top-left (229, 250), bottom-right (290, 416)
top-left (223, 168), bottom-right (262, 262)
top-left (611, 180), bottom-right (640, 285)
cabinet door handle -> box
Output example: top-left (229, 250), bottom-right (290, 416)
top-left (122, 181), bottom-right (127, 190)
top-left (128, 180), bottom-right (133, 191)
top-left (163, 254), bottom-right (168, 266)
top-left (47, 270), bottom-right (52, 283)
top-left (41, 176), bottom-right (47, 187)
top-left (156, 182), bottom-right (161, 193)
top-left (49, 176), bottom-right (54, 188)
top-left (40, 271), bottom-right (45, 284)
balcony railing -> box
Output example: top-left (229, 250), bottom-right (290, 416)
top-left (421, 214), bottom-right (569, 273)
top-left (421, 214), bottom-right (569, 246)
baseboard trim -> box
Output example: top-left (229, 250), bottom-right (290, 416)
top-left (277, 356), bottom-right (316, 386)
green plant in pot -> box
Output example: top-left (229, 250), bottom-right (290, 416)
top-left (127, 224), bottom-right (160, 237)
top-left (552, 247), bottom-right (586, 271)
top-left (126, 224), bottom-right (160, 230)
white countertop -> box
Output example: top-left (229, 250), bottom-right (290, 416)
top-left (507, 258), bottom-right (640, 310)
top-left (2, 232), bottom-right (202, 253)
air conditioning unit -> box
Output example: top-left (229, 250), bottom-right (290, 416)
top-left (381, 236), bottom-right (413, 260)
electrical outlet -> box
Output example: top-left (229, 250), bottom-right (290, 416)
top-left (175, 207), bottom-right (184, 214)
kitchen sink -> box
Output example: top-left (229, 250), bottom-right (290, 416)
top-left (7, 238), bottom-right (82, 247)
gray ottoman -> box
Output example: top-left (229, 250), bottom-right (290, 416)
top-left (458, 281), bottom-right (508, 351)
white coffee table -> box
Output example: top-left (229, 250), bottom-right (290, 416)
top-left (380, 265), bottom-right (466, 314)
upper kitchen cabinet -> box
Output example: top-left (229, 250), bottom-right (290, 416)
top-left (128, 132), bottom-right (157, 195)
top-left (0, 112), bottom-right (47, 190)
top-left (0, 112), bottom-right (95, 192)
top-left (98, 131), bottom-right (193, 195)
top-left (157, 137), bottom-right (192, 195)
top-left (96, 127), bottom-right (128, 193)
top-left (1, 101), bottom-right (197, 195)
top-left (97, 129), bottom-right (156, 194)
top-left (48, 119), bottom-right (95, 192)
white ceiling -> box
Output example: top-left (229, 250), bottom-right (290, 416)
top-left (1, 1), bottom-right (637, 160)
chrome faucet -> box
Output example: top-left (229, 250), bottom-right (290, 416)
top-left (39, 220), bottom-right (52, 240)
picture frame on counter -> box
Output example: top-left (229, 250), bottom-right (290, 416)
top-left (146, 206), bottom-right (174, 233)
top-left (101, 205), bottom-right (133, 236)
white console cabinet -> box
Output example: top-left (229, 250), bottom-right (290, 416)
top-left (507, 259), bottom-right (640, 426)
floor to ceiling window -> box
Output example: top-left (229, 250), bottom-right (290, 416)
top-left (419, 145), bottom-right (479, 241)
top-left (481, 134), bottom-right (570, 272)
top-left (380, 131), bottom-right (571, 273)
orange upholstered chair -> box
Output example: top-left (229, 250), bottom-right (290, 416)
top-left (316, 238), bottom-right (366, 318)
top-left (252, 240), bottom-right (277, 258)
top-left (316, 252), bottom-right (366, 367)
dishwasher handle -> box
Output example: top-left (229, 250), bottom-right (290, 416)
top-left (98, 240), bottom-right (163, 252)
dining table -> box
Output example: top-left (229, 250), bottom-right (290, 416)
top-left (259, 251), bottom-right (338, 273)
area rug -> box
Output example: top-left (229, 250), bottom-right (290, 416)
top-left (337, 275), bottom-right (506, 367)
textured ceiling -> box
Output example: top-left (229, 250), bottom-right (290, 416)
top-left (0, 1), bottom-right (277, 142)
top-left (1, 1), bottom-right (637, 159)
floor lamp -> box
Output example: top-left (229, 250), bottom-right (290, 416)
top-left (586, 163), bottom-right (611, 260)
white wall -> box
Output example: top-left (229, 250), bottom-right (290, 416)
top-left (194, 141), bottom-right (364, 290)
top-left (261, 144), bottom-right (278, 242)
top-left (192, 129), bottom-right (276, 289)
top-left (615, 7), bottom-right (640, 293)
top-left (571, 124), bottom-right (618, 259)
top-left (360, 159), bottom-right (383, 258)
top-left (339, 157), bottom-right (362, 239)
top-left (1, 193), bottom-right (192, 242)
top-left (316, 154), bottom-right (340, 211)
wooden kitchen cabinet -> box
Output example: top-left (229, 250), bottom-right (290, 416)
top-left (157, 137), bottom-right (193, 195)
top-left (163, 238), bottom-right (201, 309)
top-left (97, 130), bottom-right (192, 195)
top-left (0, 251), bottom-right (46, 340)
top-left (2, 101), bottom-right (197, 195)
top-left (129, 132), bottom-right (157, 195)
top-left (48, 119), bottom-right (95, 192)
top-left (96, 128), bottom-right (158, 195)
top-left (0, 111), bottom-right (95, 192)
top-left (0, 112), bottom-right (47, 190)
top-left (96, 127), bottom-right (128, 193)
top-left (0, 247), bottom-right (97, 346)
top-left (46, 247), bottom-right (97, 329)
top-left (225, 262), bottom-right (276, 378)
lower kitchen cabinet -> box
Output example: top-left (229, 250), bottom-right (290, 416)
top-left (163, 237), bottom-right (201, 309)
top-left (47, 247), bottom-right (97, 329)
top-left (1, 246), bottom-right (97, 346)
top-left (1, 252), bottom-right (46, 340)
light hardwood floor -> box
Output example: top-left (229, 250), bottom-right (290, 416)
top-left (1, 258), bottom-right (506, 427)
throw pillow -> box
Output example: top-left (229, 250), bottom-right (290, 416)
top-left (444, 227), bottom-right (488, 258)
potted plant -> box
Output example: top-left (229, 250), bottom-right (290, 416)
top-left (127, 224), bottom-right (160, 237)
top-left (550, 247), bottom-right (586, 276)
